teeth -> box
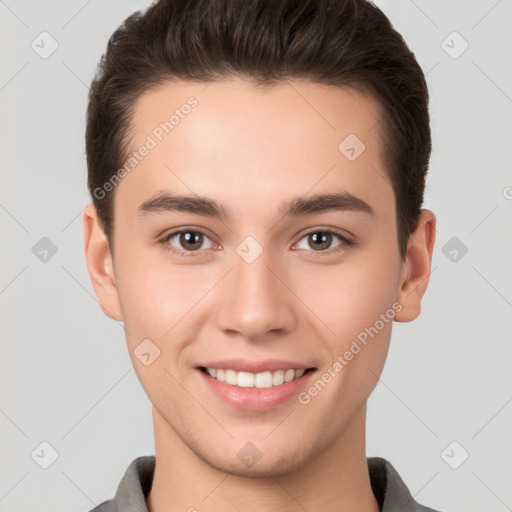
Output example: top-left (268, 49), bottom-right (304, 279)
top-left (238, 371), bottom-right (255, 387)
top-left (205, 367), bottom-right (307, 388)
top-left (225, 369), bottom-right (237, 385)
top-left (284, 369), bottom-right (295, 382)
top-left (272, 370), bottom-right (284, 386)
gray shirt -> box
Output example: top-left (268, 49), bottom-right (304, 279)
top-left (89, 455), bottom-right (442, 512)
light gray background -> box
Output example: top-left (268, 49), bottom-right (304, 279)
top-left (1, 0), bottom-right (511, 511)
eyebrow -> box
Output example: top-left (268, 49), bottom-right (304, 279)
top-left (137, 189), bottom-right (375, 220)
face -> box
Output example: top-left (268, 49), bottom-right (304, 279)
top-left (84, 78), bottom-right (434, 477)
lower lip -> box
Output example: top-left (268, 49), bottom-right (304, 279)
top-left (196, 368), bottom-right (317, 410)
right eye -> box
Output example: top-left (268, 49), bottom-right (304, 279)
top-left (159, 229), bottom-right (216, 257)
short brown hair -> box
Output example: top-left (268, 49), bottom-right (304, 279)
top-left (86, 0), bottom-right (431, 259)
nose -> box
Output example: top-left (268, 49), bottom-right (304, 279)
top-left (215, 246), bottom-right (297, 340)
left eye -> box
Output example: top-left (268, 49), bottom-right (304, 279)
top-left (294, 230), bottom-right (348, 252)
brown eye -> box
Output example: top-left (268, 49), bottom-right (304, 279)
top-left (178, 231), bottom-right (204, 251)
top-left (294, 229), bottom-right (351, 257)
top-left (162, 229), bottom-right (215, 255)
top-left (308, 232), bottom-right (333, 251)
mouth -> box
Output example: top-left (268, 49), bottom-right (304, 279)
top-left (195, 358), bottom-right (319, 410)
top-left (197, 366), bottom-right (316, 389)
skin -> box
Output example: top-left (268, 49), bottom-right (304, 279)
top-left (83, 78), bottom-right (436, 512)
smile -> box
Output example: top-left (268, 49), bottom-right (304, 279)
top-left (199, 367), bottom-right (314, 388)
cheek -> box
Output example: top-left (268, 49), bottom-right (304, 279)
top-left (114, 250), bottom-right (217, 345)
top-left (329, 247), bottom-right (399, 394)
top-left (114, 256), bottom-right (205, 399)
top-left (297, 247), bottom-right (400, 344)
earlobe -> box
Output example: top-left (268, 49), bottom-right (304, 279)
top-left (82, 203), bottom-right (123, 321)
top-left (394, 209), bottom-right (436, 323)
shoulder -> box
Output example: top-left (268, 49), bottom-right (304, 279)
top-left (367, 456), bottom-right (445, 512)
top-left (88, 501), bottom-right (117, 512)
top-left (86, 455), bottom-right (156, 512)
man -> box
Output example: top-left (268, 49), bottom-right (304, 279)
top-left (82, 0), bottom-right (440, 510)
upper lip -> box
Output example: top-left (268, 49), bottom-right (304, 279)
top-left (198, 359), bottom-right (315, 374)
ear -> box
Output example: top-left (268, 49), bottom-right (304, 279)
top-left (82, 202), bottom-right (123, 321)
top-left (394, 209), bottom-right (436, 322)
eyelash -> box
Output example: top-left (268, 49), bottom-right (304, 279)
top-left (158, 228), bottom-right (353, 259)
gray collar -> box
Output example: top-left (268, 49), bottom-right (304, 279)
top-left (90, 455), bottom-right (441, 512)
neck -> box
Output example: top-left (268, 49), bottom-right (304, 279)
top-left (146, 404), bottom-right (380, 512)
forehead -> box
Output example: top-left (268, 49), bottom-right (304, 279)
top-left (115, 78), bottom-right (393, 222)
